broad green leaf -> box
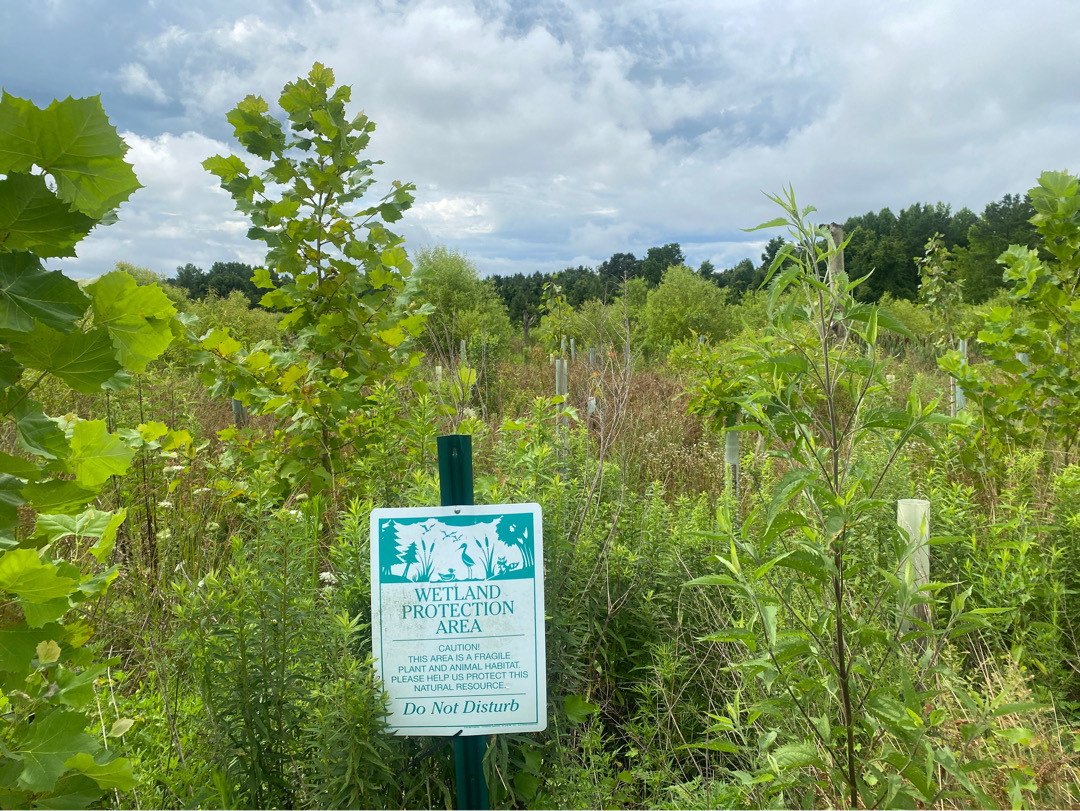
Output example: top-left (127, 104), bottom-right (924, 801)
top-left (0, 174), bottom-right (96, 257)
top-left (136, 421), bottom-right (168, 442)
top-left (992, 726), bottom-right (1037, 746)
top-left (86, 271), bottom-right (176, 372)
top-left (6, 396), bottom-right (69, 460)
top-left (0, 252), bottom-right (88, 335)
top-left (0, 548), bottom-right (76, 603)
top-left (252, 266), bottom-right (276, 289)
top-left (200, 327), bottom-right (242, 356)
top-left (0, 452), bottom-right (39, 478)
top-left (161, 429), bottom-right (192, 452)
top-left (34, 508), bottom-right (120, 546)
top-left (744, 216), bottom-right (789, 232)
top-left (69, 419), bottom-right (133, 488)
top-left (36, 639), bottom-right (60, 664)
top-left (0, 473), bottom-right (26, 531)
top-left (684, 573), bottom-right (737, 588)
top-left (22, 479), bottom-right (97, 515)
top-left (0, 347), bottom-right (23, 387)
top-left (767, 469), bottom-right (813, 525)
top-left (762, 510), bottom-right (809, 544)
top-left (871, 306), bottom-right (915, 340)
top-left (513, 771), bottom-right (539, 799)
top-left (0, 93), bottom-right (141, 219)
top-left (33, 773), bottom-right (104, 810)
top-left (9, 325), bottom-right (121, 393)
top-left (0, 623), bottom-right (53, 679)
top-left (226, 95), bottom-right (285, 161)
top-left (378, 326), bottom-right (405, 347)
top-left (771, 741), bottom-right (819, 770)
top-left (63, 753), bottom-right (135, 792)
top-left (201, 153), bottom-right (251, 183)
top-left (22, 596), bottom-right (73, 628)
top-left (564, 694), bottom-right (600, 723)
top-left (89, 510), bottom-right (125, 562)
top-left (991, 701), bottom-right (1046, 717)
top-left (107, 718), bottom-right (134, 738)
top-left (15, 709), bottom-right (96, 792)
top-left (775, 549), bottom-right (830, 582)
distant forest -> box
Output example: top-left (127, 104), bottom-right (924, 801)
top-left (168, 190), bottom-right (1039, 322)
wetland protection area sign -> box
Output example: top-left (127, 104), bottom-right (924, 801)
top-left (370, 503), bottom-right (547, 736)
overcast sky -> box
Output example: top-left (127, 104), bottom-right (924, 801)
top-left (2, 0), bottom-right (1077, 279)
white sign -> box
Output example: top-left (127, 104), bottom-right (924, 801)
top-left (370, 503), bottom-right (546, 736)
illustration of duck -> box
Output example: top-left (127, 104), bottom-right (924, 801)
top-left (437, 569), bottom-right (456, 582)
top-left (458, 543), bottom-right (475, 579)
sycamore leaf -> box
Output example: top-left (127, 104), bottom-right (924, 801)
top-left (22, 595), bottom-right (72, 628)
top-left (0, 92), bottom-right (141, 219)
top-left (200, 327), bottom-right (242, 356)
top-left (89, 510), bottom-right (125, 563)
top-left (69, 420), bottom-right (133, 488)
top-left (15, 709), bottom-right (96, 793)
top-left (0, 174), bottom-right (97, 257)
top-left (0, 548), bottom-right (77, 603)
top-left (63, 753), bottom-right (135, 792)
top-left (0, 624), bottom-right (53, 679)
top-left (0, 473), bottom-right (26, 531)
top-left (86, 271), bottom-right (176, 372)
top-left (36, 639), bottom-right (61, 664)
top-left (7, 396), bottom-right (69, 460)
top-left (34, 508), bottom-right (121, 547)
top-left (0, 252), bottom-right (88, 333)
top-left (9, 325), bottom-right (121, 393)
top-left (161, 429), bottom-right (192, 452)
top-left (136, 421), bottom-right (168, 442)
top-left (33, 773), bottom-right (104, 810)
top-left (22, 479), bottom-right (97, 516)
top-left (0, 347), bottom-right (23, 388)
top-left (0, 452), bottom-right (39, 479)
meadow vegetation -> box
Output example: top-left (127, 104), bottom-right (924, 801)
top-left (2, 66), bottom-right (1080, 809)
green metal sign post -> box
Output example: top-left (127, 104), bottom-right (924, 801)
top-left (438, 435), bottom-right (490, 811)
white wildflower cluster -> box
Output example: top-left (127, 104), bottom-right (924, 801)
top-left (319, 570), bottom-right (338, 597)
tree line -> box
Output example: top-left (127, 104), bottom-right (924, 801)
top-left (169, 189), bottom-right (1039, 322)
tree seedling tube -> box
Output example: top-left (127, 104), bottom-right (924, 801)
top-left (897, 498), bottom-right (931, 631)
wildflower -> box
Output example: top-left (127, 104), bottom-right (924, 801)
top-left (156, 500), bottom-right (174, 509)
top-left (319, 571), bottom-right (339, 585)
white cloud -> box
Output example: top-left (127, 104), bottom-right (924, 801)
top-left (413, 196), bottom-right (496, 235)
top-left (115, 63), bottom-right (169, 104)
top-left (26, 0), bottom-right (1080, 279)
top-left (63, 131), bottom-right (258, 277)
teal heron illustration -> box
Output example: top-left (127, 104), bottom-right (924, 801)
top-left (458, 543), bottom-right (475, 579)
